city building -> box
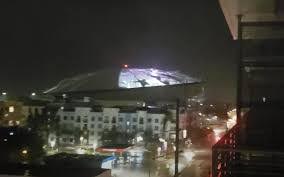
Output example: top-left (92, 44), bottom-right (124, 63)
top-left (213, 1), bottom-right (284, 177)
top-left (21, 99), bottom-right (48, 119)
top-left (0, 100), bottom-right (25, 126)
top-left (55, 105), bottom-right (187, 147)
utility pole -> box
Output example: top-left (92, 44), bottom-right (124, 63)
top-left (175, 99), bottom-right (180, 177)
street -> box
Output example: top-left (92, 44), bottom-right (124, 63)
top-left (111, 145), bottom-right (211, 177)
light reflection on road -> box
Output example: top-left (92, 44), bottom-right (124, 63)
top-left (110, 146), bottom-right (204, 177)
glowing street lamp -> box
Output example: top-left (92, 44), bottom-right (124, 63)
top-left (50, 140), bottom-right (56, 149)
top-left (80, 136), bottom-right (84, 145)
top-left (2, 92), bottom-right (7, 96)
top-left (136, 136), bottom-right (143, 142)
top-left (22, 149), bottom-right (28, 155)
top-left (31, 92), bottom-right (36, 96)
top-left (62, 94), bottom-right (67, 98)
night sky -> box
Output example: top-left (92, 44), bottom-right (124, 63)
top-left (0, 1), bottom-right (237, 102)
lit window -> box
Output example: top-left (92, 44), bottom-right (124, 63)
top-left (9, 106), bottom-right (14, 113)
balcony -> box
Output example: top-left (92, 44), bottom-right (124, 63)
top-left (212, 125), bottom-right (284, 177)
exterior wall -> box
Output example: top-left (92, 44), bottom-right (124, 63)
top-left (147, 113), bottom-right (165, 137)
top-left (22, 105), bottom-right (44, 118)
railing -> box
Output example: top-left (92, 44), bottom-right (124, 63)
top-left (212, 125), bottom-right (238, 177)
top-left (212, 125), bottom-right (284, 177)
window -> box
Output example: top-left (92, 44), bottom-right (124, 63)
top-left (70, 138), bottom-right (74, 143)
top-left (154, 126), bottom-right (159, 130)
top-left (155, 119), bottom-right (159, 123)
top-left (98, 124), bottom-right (102, 128)
top-left (98, 117), bottom-right (102, 121)
top-left (63, 116), bottom-right (67, 120)
top-left (76, 116), bottom-right (81, 123)
top-left (91, 124), bottom-right (95, 128)
top-left (90, 131), bottom-right (95, 136)
top-left (139, 118), bottom-right (144, 124)
top-left (83, 124), bottom-right (88, 129)
top-left (104, 118), bottom-right (109, 123)
top-left (34, 108), bottom-right (39, 115)
top-left (112, 117), bottom-right (116, 123)
top-left (63, 138), bottom-right (67, 142)
top-left (147, 118), bottom-right (152, 123)
top-left (133, 117), bottom-right (137, 122)
top-left (132, 125), bottom-right (137, 130)
top-left (119, 117), bottom-right (123, 122)
top-left (9, 106), bottom-right (14, 113)
top-left (91, 117), bottom-right (95, 121)
top-left (70, 116), bottom-right (74, 120)
top-left (83, 119), bottom-right (88, 123)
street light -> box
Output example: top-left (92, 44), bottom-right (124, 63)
top-left (22, 149), bottom-right (28, 155)
top-left (31, 92), bottom-right (36, 96)
top-left (80, 136), bottom-right (84, 145)
top-left (50, 140), bottom-right (56, 149)
top-left (2, 92), bottom-right (7, 96)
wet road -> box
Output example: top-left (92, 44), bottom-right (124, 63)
top-left (111, 146), bottom-right (211, 177)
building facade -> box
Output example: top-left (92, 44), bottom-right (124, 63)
top-left (55, 106), bottom-right (186, 147)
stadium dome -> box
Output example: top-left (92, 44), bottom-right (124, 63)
top-left (44, 68), bottom-right (200, 94)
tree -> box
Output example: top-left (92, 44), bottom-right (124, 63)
top-left (0, 127), bottom-right (45, 164)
